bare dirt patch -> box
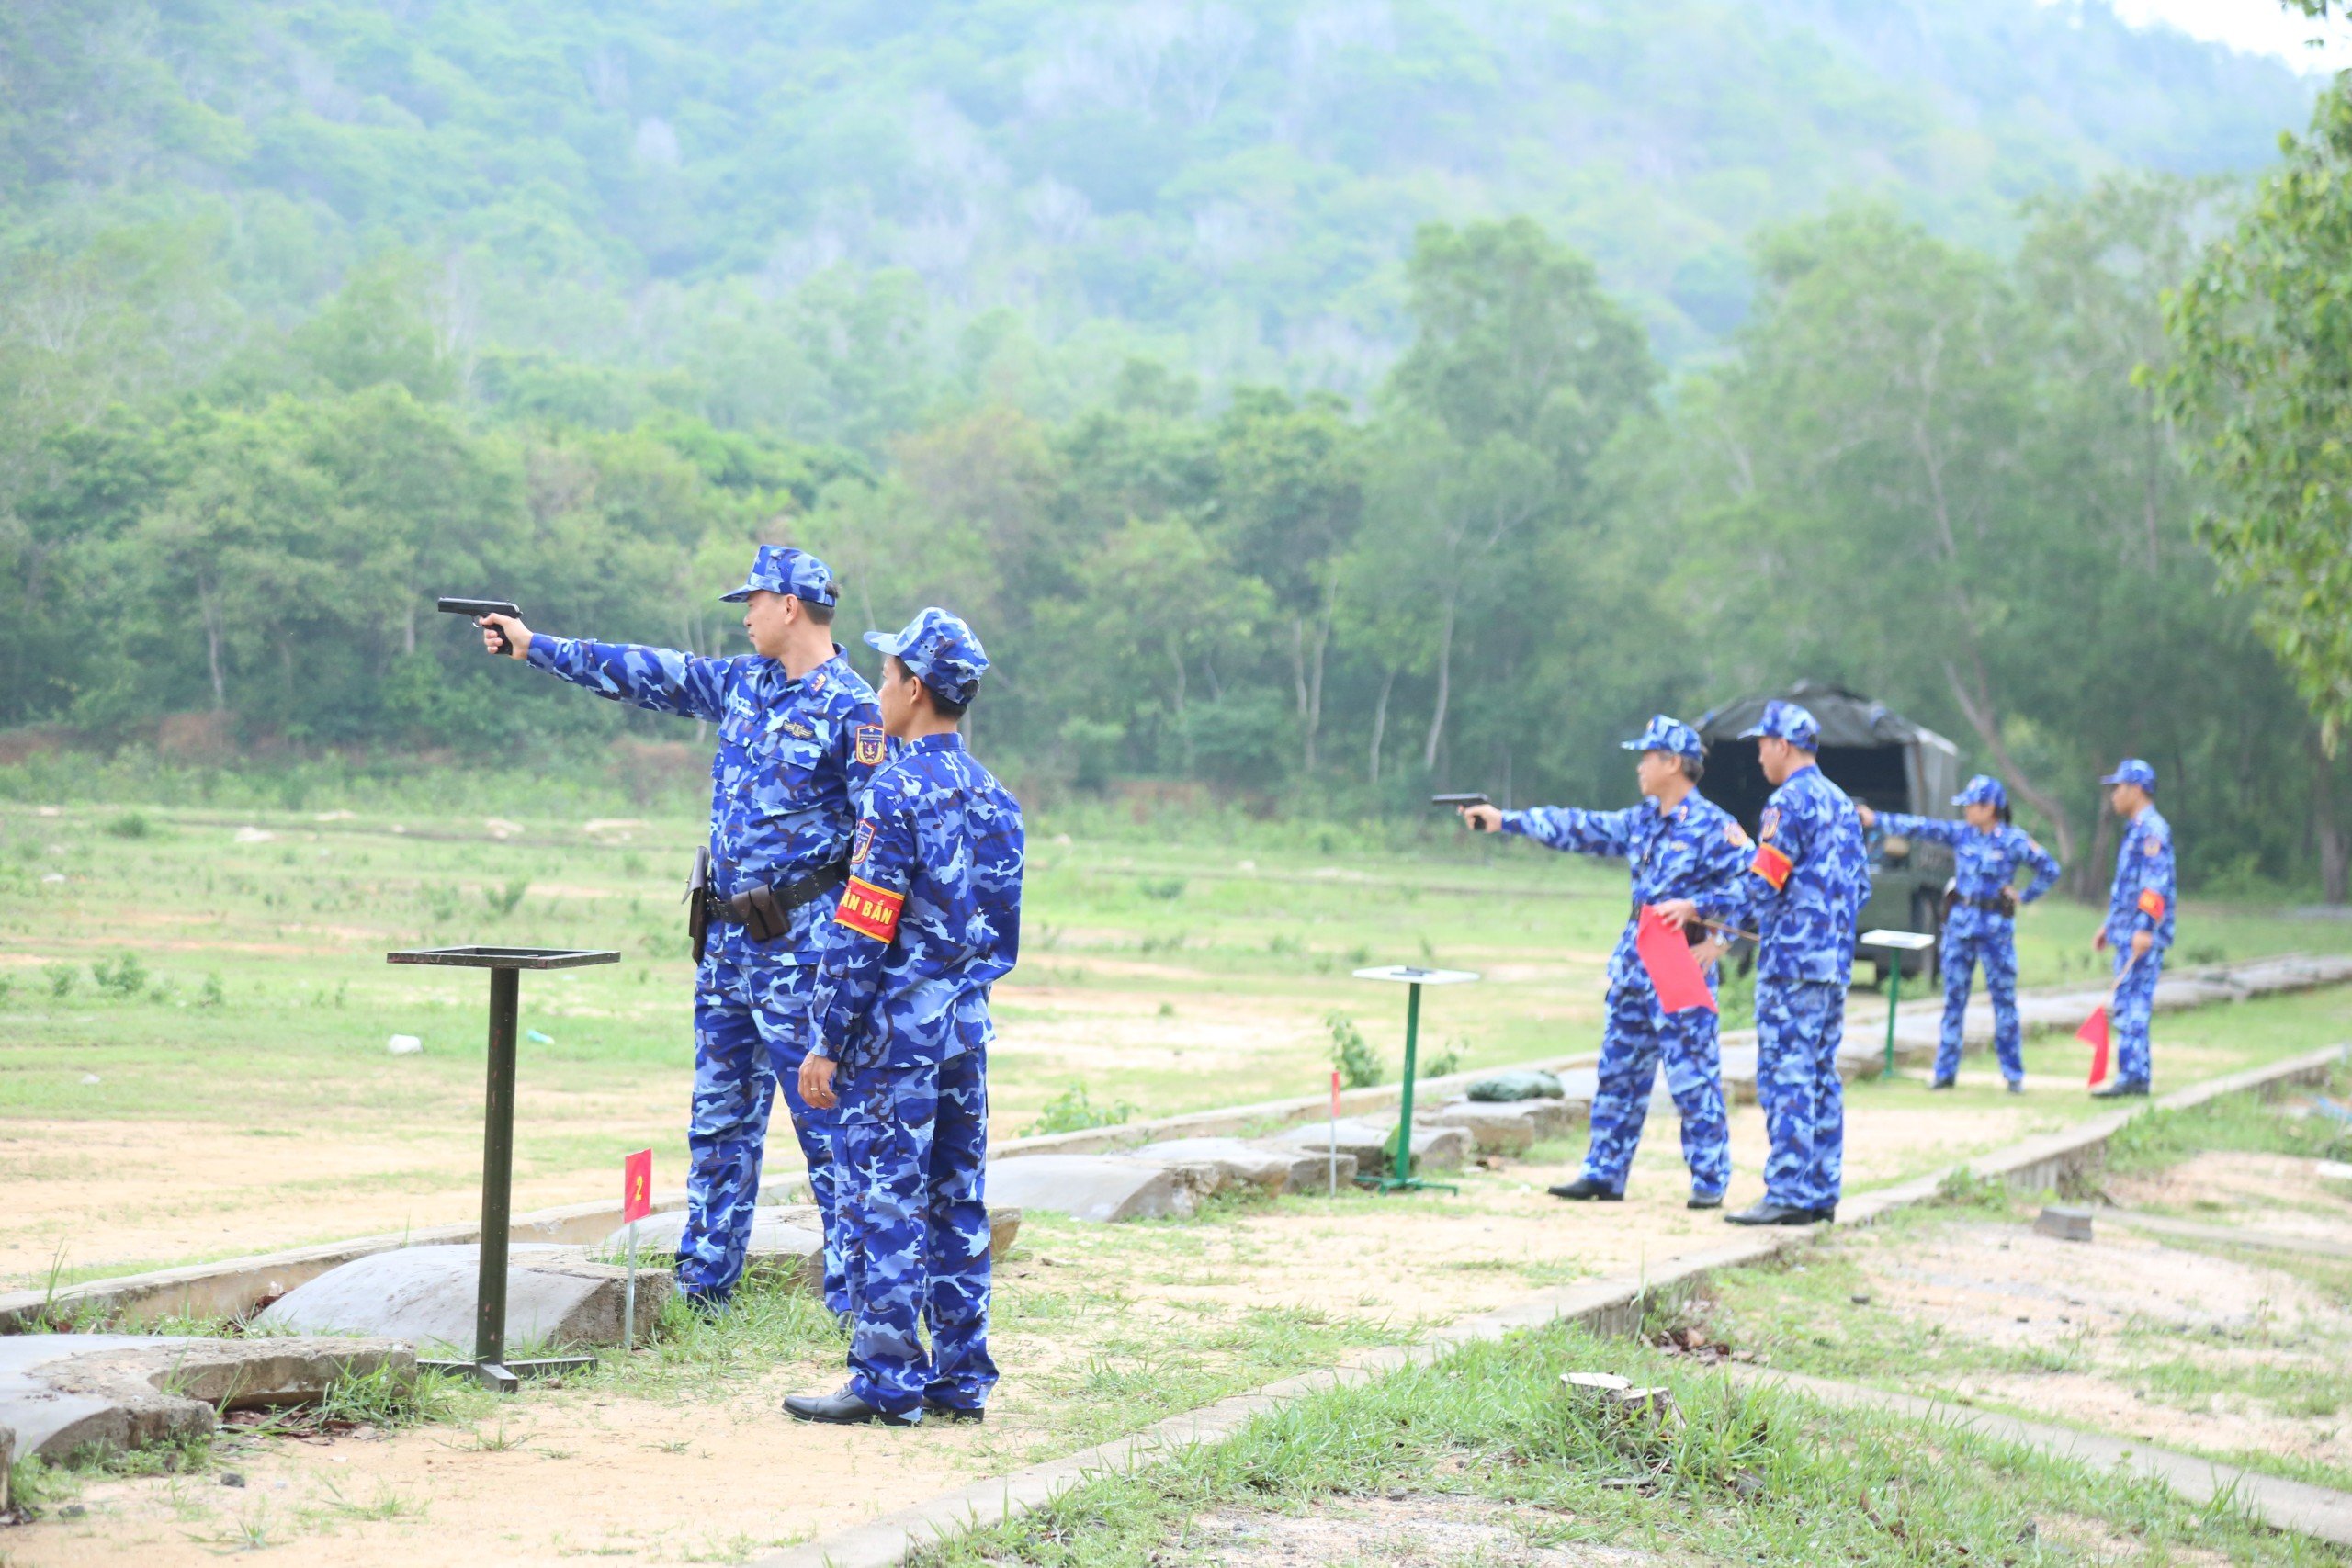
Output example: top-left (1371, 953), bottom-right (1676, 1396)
top-left (1189, 1495), bottom-right (1677, 1567)
top-left (2105, 1149), bottom-right (2352, 1243)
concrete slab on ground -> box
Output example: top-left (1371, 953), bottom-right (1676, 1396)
top-left (1423, 1098), bottom-right (1577, 1153)
top-left (985, 1156), bottom-right (1193, 1223)
top-left (254, 1244), bottom-right (667, 1354)
top-left (1271, 1119), bottom-right (1470, 1177)
top-left (0, 1334), bottom-right (412, 1461)
top-left (599, 1205), bottom-right (1023, 1280)
top-left (1128, 1138), bottom-right (1348, 1195)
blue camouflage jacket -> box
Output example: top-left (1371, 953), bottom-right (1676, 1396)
top-left (1504, 794), bottom-right (1754, 997)
top-left (1698, 763), bottom-right (1870, 986)
top-left (525, 637), bottom-right (885, 968)
top-left (808, 734), bottom-right (1025, 1073)
top-left (2104, 806), bottom-right (2177, 951)
top-left (1876, 813), bottom-right (2060, 934)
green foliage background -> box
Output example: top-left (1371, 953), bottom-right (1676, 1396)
top-left (3, 0), bottom-right (2349, 897)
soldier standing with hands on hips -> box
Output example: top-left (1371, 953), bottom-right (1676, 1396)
top-left (1457, 716), bottom-right (1750, 1209)
top-left (1857, 775), bottom-right (2061, 1093)
top-left (1657, 700), bottom-right (1869, 1226)
top-left (2093, 758), bottom-right (2174, 1099)
top-left (474, 547), bottom-right (885, 1319)
top-left (790, 608), bottom-right (1023, 1427)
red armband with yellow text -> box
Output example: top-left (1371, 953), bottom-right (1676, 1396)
top-left (2136, 889), bottom-right (2165, 922)
top-left (835, 877), bottom-right (905, 942)
top-left (1750, 842), bottom-right (1793, 892)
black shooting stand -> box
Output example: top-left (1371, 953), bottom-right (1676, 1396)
top-left (1350, 964), bottom-right (1480, 1194)
top-left (386, 945), bottom-right (619, 1392)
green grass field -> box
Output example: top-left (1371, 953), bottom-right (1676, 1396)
top-left (3, 787), bottom-right (2348, 1291)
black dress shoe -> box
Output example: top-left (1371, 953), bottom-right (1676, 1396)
top-left (2090, 1079), bottom-right (2151, 1100)
top-left (683, 1292), bottom-right (730, 1322)
top-left (2006, 1079), bottom-right (2025, 1095)
top-left (1547, 1177), bottom-right (1623, 1201)
top-left (783, 1389), bottom-right (919, 1427)
top-left (1687, 1194), bottom-right (1724, 1211)
top-left (1724, 1201), bottom-right (1822, 1227)
top-left (1929, 1077), bottom-right (1955, 1091)
top-left (1813, 1204), bottom-right (1837, 1224)
top-left (922, 1396), bottom-right (985, 1423)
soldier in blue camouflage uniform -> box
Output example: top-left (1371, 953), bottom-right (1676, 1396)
top-left (2093, 759), bottom-right (2174, 1098)
top-left (1459, 716), bottom-right (1752, 1207)
top-left (478, 547), bottom-right (885, 1314)
top-left (789, 608), bottom-right (1023, 1427)
top-left (1859, 775), bottom-right (2061, 1092)
top-left (1659, 701), bottom-right (1870, 1226)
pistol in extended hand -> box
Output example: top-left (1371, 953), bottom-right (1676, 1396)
top-left (1430, 793), bottom-right (1490, 809)
top-left (438, 596), bottom-right (522, 653)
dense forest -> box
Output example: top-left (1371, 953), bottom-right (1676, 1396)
top-left (3, 0), bottom-right (2348, 897)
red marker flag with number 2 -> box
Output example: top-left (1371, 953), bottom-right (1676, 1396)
top-left (622, 1148), bottom-right (653, 1224)
top-left (1635, 907), bottom-right (1716, 1014)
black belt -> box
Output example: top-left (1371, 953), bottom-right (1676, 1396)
top-left (1946, 891), bottom-right (2016, 915)
top-left (1630, 897), bottom-right (1711, 946)
top-left (688, 852), bottom-right (850, 960)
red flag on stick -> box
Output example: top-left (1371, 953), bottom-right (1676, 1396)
top-left (2075, 1007), bottom-right (2111, 1087)
top-left (1636, 907), bottom-right (1716, 1014)
top-left (622, 1148), bottom-right (653, 1224)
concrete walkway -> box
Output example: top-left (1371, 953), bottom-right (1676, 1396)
top-left (2105, 1211), bottom-right (2352, 1261)
top-left (1730, 1366), bottom-right (2352, 1549)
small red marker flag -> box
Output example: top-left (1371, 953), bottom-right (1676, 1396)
top-left (1330, 1067), bottom-right (1341, 1118)
top-left (622, 1148), bottom-right (653, 1224)
top-left (1635, 907), bottom-right (1716, 1014)
top-left (2075, 1007), bottom-right (2111, 1086)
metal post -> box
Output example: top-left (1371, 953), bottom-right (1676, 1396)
top-left (1327, 1068), bottom-right (1338, 1198)
top-left (623, 1221), bottom-right (639, 1353)
top-left (1883, 959), bottom-right (1901, 1078)
top-left (1392, 982), bottom-right (1423, 1184)
top-left (476, 965), bottom-right (518, 1369)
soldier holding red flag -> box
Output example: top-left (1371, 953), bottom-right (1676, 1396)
top-left (2092, 759), bottom-right (2173, 1098)
top-left (1458, 716), bottom-right (1749, 1209)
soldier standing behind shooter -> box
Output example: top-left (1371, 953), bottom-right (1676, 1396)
top-left (476, 547), bottom-right (884, 1317)
top-left (1658, 701), bottom-right (1869, 1226)
top-left (2093, 759), bottom-right (2174, 1098)
top-left (1858, 775), bottom-right (2061, 1093)
top-left (791, 609), bottom-right (1023, 1427)
top-left (1457, 716), bottom-right (1749, 1209)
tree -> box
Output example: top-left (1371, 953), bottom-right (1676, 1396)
top-left (1374, 218), bottom-right (1656, 771)
top-left (2161, 82), bottom-right (2352, 753)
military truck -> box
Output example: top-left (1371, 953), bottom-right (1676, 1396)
top-left (1693, 681), bottom-right (1961, 983)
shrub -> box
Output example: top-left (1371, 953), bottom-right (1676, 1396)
top-left (1329, 1011), bottom-right (1384, 1088)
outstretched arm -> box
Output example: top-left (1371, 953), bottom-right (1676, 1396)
top-left (1502, 805), bottom-right (1645, 860)
top-left (523, 636), bottom-right (738, 722)
top-left (1873, 811), bottom-right (1965, 848)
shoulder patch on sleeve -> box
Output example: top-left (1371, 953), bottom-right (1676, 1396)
top-left (854, 724), bottom-right (886, 767)
top-left (851, 819), bottom-right (876, 865)
top-left (1725, 821), bottom-right (1751, 848)
top-left (835, 876), bottom-right (903, 942)
top-left (1759, 807), bottom-right (1781, 840)
top-left (2143, 835), bottom-right (2162, 857)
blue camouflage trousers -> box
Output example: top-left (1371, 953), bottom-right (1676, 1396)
top-left (1754, 978), bottom-right (1847, 1212)
top-left (1581, 981), bottom-right (1730, 1200)
top-left (678, 954), bottom-right (844, 1311)
top-left (837, 1048), bottom-right (997, 1417)
top-left (2112, 946), bottom-right (2163, 1088)
top-left (1935, 922), bottom-right (2022, 1086)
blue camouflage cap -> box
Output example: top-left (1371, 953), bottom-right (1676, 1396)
top-left (865, 606), bottom-right (989, 705)
top-left (1738, 699), bottom-right (1820, 750)
top-left (2100, 757), bottom-right (2157, 793)
top-left (1953, 773), bottom-right (2007, 810)
top-left (1621, 714), bottom-right (1704, 761)
top-left (719, 545), bottom-right (839, 606)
